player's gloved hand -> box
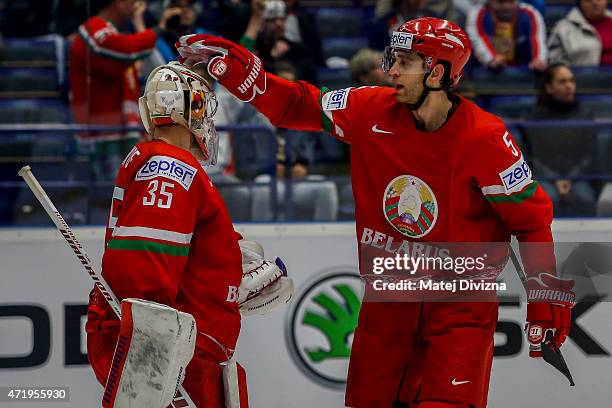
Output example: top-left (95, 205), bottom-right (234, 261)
top-left (525, 272), bottom-right (575, 357)
top-left (237, 239), bottom-right (294, 316)
top-left (176, 34), bottom-right (267, 102)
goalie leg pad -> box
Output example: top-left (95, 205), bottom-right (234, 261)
top-left (222, 359), bottom-right (249, 408)
top-left (102, 298), bottom-right (196, 408)
top-left (180, 352), bottom-right (249, 408)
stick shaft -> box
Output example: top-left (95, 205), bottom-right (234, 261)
top-left (18, 165), bottom-right (198, 408)
top-left (509, 245), bottom-right (528, 289)
top-left (18, 165), bottom-right (122, 316)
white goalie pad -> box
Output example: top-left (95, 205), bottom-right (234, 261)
top-left (102, 299), bottom-right (196, 408)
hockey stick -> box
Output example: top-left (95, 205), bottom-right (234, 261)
top-left (18, 165), bottom-right (199, 408)
top-left (508, 245), bottom-right (575, 386)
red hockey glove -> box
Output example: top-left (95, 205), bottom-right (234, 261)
top-left (525, 272), bottom-right (575, 357)
top-left (176, 34), bottom-right (267, 102)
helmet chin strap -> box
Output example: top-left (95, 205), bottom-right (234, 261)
top-left (407, 71), bottom-right (445, 111)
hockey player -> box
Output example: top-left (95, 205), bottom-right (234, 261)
top-left (176, 17), bottom-right (574, 408)
top-left (85, 62), bottom-right (293, 408)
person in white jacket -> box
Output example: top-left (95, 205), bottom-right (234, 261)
top-left (548, 0), bottom-right (612, 66)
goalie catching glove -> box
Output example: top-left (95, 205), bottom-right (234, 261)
top-left (176, 34), bottom-right (267, 103)
top-left (525, 272), bottom-right (575, 357)
top-left (237, 240), bottom-right (294, 316)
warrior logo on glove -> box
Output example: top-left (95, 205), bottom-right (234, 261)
top-left (176, 34), bottom-right (268, 103)
top-left (525, 272), bottom-right (575, 357)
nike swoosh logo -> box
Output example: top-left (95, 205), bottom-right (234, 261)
top-left (451, 379), bottom-right (471, 386)
top-left (372, 124), bottom-right (393, 134)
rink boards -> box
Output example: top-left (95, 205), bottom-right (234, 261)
top-left (0, 221), bottom-right (611, 407)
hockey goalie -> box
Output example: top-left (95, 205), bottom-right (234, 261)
top-left (85, 62), bottom-right (293, 408)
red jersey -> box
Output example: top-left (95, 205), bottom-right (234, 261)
top-left (91, 140), bottom-right (242, 362)
top-left (253, 77), bottom-right (553, 270)
top-left (70, 16), bottom-right (156, 139)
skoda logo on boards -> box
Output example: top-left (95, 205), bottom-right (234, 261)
top-left (285, 269), bottom-right (363, 389)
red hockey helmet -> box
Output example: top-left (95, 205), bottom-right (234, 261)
top-left (382, 17), bottom-right (471, 87)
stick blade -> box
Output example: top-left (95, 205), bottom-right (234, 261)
top-left (541, 340), bottom-right (575, 386)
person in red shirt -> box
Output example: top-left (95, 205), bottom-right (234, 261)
top-left (177, 17), bottom-right (573, 407)
top-left (70, 0), bottom-right (176, 179)
top-left (549, 0), bottom-right (612, 65)
top-left (582, 0), bottom-right (612, 64)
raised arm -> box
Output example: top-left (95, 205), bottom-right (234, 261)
top-left (176, 34), bottom-right (324, 131)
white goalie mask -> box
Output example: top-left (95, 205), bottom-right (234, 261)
top-left (139, 62), bottom-right (219, 165)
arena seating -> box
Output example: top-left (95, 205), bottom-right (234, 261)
top-left (0, 0), bottom-right (611, 223)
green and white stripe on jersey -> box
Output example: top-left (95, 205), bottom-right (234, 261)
top-left (78, 25), bottom-right (153, 62)
top-left (481, 181), bottom-right (539, 204)
top-left (320, 87), bottom-right (350, 138)
top-left (107, 226), bottom-right (192, 256)
top-left (320, 87), bottom-right (333, 133)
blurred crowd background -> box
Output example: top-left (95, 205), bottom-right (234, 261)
top-left (0, 0), bottom-right (611, 225)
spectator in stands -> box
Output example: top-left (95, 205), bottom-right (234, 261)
top-left (548, 0), bottom-right (612, 66)
top-left (70, 0), bottom-right (175, 180)
top-left (375, 0), bottom-right (394, 18)
top-left (242, 0), bottom-right (318, 82)
top-left (237, 0), bottom-right (265, 48)
top-left (369, 0), bottom-right (430, 51)
top-left (212, 0), bottom-right (253, 42)
top-left (527, 63), bottom-right (593, 119)
top-left (425, 0), bottom-right (457, 22)
top-left (281, 0), bottom-right (324, 68)
top-left (155, 0), bottom-right (214, 61)
top-left (466, 0), bottom-right (547, 71)
top-left (455, 0), bottom-right (545, 21)
top-left (349, 48), bottom-right (392, 86)
top-left (526, 63), bottom-right (596, 216)
top-left (251, 62), bottom-right (339, 221)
